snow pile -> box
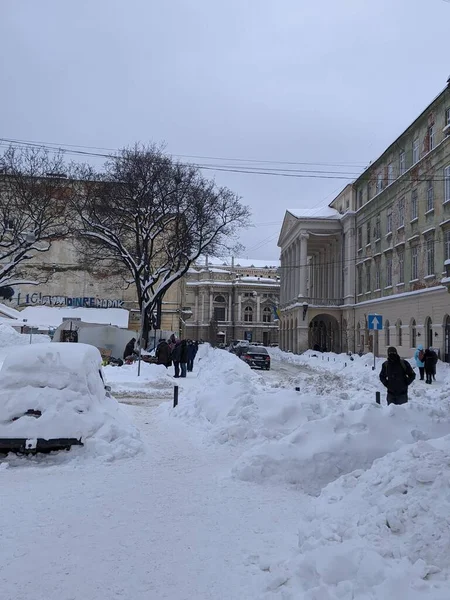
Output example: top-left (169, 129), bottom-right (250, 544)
top-left (104, 360), bottom-right (174, 398)
top-left (233, 403), bottom-right (450, 493)
top-left (0, 322), bottom-right (50, 347)
top-left (0, 343), bottom-right (142, 461)
top-left (264, 436), bottom-right (450, 599)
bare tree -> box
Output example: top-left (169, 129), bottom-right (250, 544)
top-left (74, 145), bottom-right (250, 345)
top-left (0, 146), bottom-right (72, 289)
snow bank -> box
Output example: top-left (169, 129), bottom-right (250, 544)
top-left (104, 360), bottom-right (174, 397)
top-left (0, 322), bottom-right (50, 347)
top-left (233, 403), bottom-right (450, 493)
top-left (0, 343), bottom-right (142, 461)
top-left (264, 436), bottom-right (450, 599)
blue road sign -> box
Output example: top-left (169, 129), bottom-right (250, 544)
top-left (368, 314), bottom-right (383, 330)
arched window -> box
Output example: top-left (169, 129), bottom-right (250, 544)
top-left (410, 319), bottom-right (417, 348)
top-left (244, 306), bottom-right (253, 322)
top-left (396, 319), bottom-right (402, 346)
top-left (262, 307), bottom-right (272, 323)
top-left (425, 317), bottom-right (433, 348)
top-left (385, 320), bottom-right (390, 346)
top-left (214, 295), bottom-right (225, 303)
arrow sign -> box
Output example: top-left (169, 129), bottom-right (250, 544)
top-left (368, 314), bottom-right (383, 330)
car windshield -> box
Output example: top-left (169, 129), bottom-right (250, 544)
top-left (248, 347), bottom-right (267, 354)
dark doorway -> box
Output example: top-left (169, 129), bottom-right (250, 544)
top-left (263, 331), bottom-right (269, 346)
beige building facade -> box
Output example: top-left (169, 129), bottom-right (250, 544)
top-left (180, 257), bottom-right (280, 345)
top-left (279, 81), bottom-right (450, 360)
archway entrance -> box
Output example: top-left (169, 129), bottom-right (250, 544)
top-left (308, 314), bottom-right (340, 353)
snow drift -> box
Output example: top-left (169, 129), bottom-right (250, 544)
top-left (0, 343), bottom-right (142, 461)
top-left (264, 436), bottom-right (450, 599)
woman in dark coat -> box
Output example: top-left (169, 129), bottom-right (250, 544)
top-left (187, 340), bottom-right (197, 372)
top-left (180, 340), bottom-right (189, 378)
top-left (424, 348), bottom-right (438, 384)
top-left (123, 338), bottom-right (136, 360)
top-left (156, 339), bottom-right (171, 368)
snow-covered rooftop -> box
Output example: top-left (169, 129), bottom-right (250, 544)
top-left (195, 256), bottom-right (280, 269)
top-left (288, 206), bottom-right (341, 220)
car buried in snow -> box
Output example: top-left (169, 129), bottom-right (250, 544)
top-left (0, 342), bottom-right (112, 455)
top-left (239, 346), bottom-right (271, 370)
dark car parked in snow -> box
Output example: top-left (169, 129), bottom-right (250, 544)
top-left (239, 346), bottom-right (271, 370)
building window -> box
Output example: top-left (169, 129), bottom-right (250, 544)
top-left (411, 189), bottom-right (418, 220)
top-left (385, 320), bottom-right (390, 346)
top-left (426, 238), bottom-right (435, 276)
top-left (375, 216), bottom-right (381, 240)
top-left (446, 107), bottom-right (450, 127)
top-left (367, 182), bottom-right (372, 201)
top-left (357, 266), bottom-right (363, 295)
top-left (214, 306), bottom-right (226, 321)
top-left (399, 151), bottom-right (406, 175)
top-left (262, 307), bottom-right (271, 323)
top-left (398, 198), bottom-right (405, 227)
top-left (445, 230), bottom-right (450, 261)
top-left (386, 256), bottom-right (393, 287)
top-left (398, 250), bottom-right (404, 284)
top-left (214, 295), bottom-right (226, 303)
top-left (357, 227), bottom-right (363, 250)
top-left (376, 171), bottom-right (383, 193)
top-left (375, 260), bottom-right (381, 290)
top-left (386, 212), bottom-right (392, 234)
top-left (358, 189), bottom-right (363, 209)
top-left (366, 263), bottom-right (371, 292)
top-left (396, 319), bottom-right (402, 346)
top-left (366, 221), bottom-right (371, 244)
top-left (445, 166), bottom-right (450, 203)
top-left (411, 246), bottom-right (418, 280)
top-left (410, 319), bottom-right (417, 348)
top-left (426, 181), bottom-right (434, 212)
top-left (428, 125), bottom-right (435, 151)
top-left (425, 317), bottom-right (433, 348)
top-left (387, 162), bottom-right (394, 183)
top-left (244, 306), bottom-right (253, 322)
top-left (413, 138), bottom-right (419, 164)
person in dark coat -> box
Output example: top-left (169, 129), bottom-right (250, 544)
top-left (379, 346), bottom-right (415, 405)
top-left (180, 339), bottom-right (189, 378)
top-left (156, 339), bottom-right (171, 368)
top-left (187, 340), bottom-right (197, 372)
top-left (424, 348), bottom-right (438, 384)
top-left (171, 340), bottom-right (182, 378)
top-left (123, 337), bottom-right (136, 360)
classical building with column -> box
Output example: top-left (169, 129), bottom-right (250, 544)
top-left (180, 257), bottom-right (280, 345)
top-left (279, 79), bottom-right (450, 359)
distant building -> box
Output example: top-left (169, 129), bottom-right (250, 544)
top-left (278, 79), bottom-right (450, 359)
top-left (180, 257), bottom-right (280, 345)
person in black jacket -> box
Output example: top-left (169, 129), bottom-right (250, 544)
top-left (187, 340), bottom-right (198, 372)
top-left (180, 339), bottom-right (189, 378)
top-left (123, 337), bottom-right (136, 360)
top-left (171, 341), bottom-right (182, 378)
top-left (424, 348), bottom-right (438, 384)
top-left (379, 346), bottom-right (415, 405)
top-left (155, 339), bottom-right (171, 368)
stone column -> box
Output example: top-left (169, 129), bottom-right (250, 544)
top-left (256, 294), bottom-right (261, 323)
top-left (237, 294), bottom-right (242, 322)
top-left (299, 232), bottom-right (309, 297)
top-left (334, 239), bottom-right (341, 300)
top-left (228, 294), bottom-right (232, 322)
top-left (209, 290), bottom-right (213, 320)
top-left (194, 292), bottom-right (199, 323)
top-left (201, 293), bottom-right (205, 323)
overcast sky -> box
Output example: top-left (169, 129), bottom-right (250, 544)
top-left (2, 0), bottom-right (450, 260)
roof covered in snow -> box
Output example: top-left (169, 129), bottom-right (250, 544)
top-left (195, 256), bottom-right (280, 269)
top-left (18, 306), bottom-right (129, 328)
top-left (287, 206), bottom-right (341, 220)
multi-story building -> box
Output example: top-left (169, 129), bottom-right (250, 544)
top-left (180, 257), bottom-right (280, 345)
top-left (279, 79), bottom-right (450, 359)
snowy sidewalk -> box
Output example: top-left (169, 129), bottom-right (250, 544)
top-left (0, 401), bottom-right (303, 600)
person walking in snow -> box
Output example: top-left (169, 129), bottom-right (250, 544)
top-left (155, 339), bottom-right (171, 368)
top-left (424, 347), bottom-right (438, 384)
top-left (179, 339), bottom-right (189, 378)
top-left (379, 346), bottom-right (415, 405)
top-left (187, 340), bottom-right (197, 373)
top-left (414, 344), bottom-right (425, 381)
top-left (171, 340), bottom-right (182, 378)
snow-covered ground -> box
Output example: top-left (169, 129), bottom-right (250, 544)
top-left (1, 334), bottom-right (450, 599)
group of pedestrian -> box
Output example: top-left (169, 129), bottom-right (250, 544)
top-left (155, 334), bottom-right (198, 378)
top-left (379, 344), bottom-right (439, 406)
